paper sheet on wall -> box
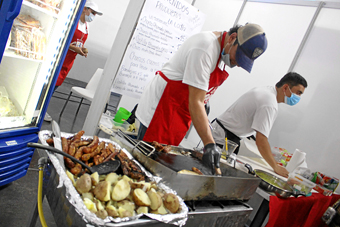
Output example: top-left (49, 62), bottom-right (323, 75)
top-left (112, 0), bottom-right (206, 99)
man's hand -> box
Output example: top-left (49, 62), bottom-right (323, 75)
top-left (202, 143), bottom-right (221, 175)
top-left (69, 44), bottom-right (88, 57)
top-left (273, 164), bottom-right (289, 178)
top-left (75, 46), bottom-right (87, 57)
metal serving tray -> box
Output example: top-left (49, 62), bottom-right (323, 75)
top-left (112, 131), bottom-right (261, 201)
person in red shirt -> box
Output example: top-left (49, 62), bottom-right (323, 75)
top-left (44, 0), bottom-right (102, 122)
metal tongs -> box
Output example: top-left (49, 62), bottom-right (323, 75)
top-left (115, 130), bottom-right (155, 157)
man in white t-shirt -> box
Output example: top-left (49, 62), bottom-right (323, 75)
top-left (211, 72), bottom-right (308, 177)
top-left (135, 23), bottom-right (268, 175)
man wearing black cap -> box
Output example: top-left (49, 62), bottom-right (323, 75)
top-left (136, 23), bottom-right (268, 175)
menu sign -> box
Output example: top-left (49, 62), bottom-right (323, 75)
top-left (112, 0), bottom-right (206, 99)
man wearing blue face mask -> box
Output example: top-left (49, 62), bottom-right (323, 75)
top-left (44, 0), bottom-right (103, 121)
top-left (211, 72), bottom-right (308, 177)
top-left (136, 23), bottom-right (268, 175)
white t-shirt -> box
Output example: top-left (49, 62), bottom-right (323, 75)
top-left (136, 32), bottom-right (221, 127)
top-left (77, 21), bottom-right (88, 34)
top-left (211, 86), bottom-right (278, 145)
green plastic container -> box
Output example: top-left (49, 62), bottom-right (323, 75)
top-left (113, 107), bottom-right (131, 123)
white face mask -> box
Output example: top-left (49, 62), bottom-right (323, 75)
top-left (221, 41), bottom-right (236, 68)
top-left (85, 13), bottom-right (95, 22)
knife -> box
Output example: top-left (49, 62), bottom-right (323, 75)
top-left (52, 120), bottom-right (66, 170)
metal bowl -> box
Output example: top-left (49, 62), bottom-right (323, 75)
top-left (254, 169), bottom-right (295, 198)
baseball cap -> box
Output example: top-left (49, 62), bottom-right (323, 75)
top-left (85, 0), bottom-right (103, 16)
top-left (236, 23), bottom-right (267, 73)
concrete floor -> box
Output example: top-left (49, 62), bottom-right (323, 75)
top-left (0, 78), bottom-right (121, 227)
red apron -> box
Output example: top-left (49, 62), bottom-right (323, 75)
top-left (143, 32), bottom-right (230, 146)
top-left (56, 22), bottom-right (88, 86)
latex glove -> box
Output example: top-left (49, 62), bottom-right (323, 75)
top-left (202, 143), bottom-right (222, 175)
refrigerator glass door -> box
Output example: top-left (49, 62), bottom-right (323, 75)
top-left (0, 0), bottom-right (83, 131)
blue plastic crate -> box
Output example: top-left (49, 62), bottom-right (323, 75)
top-left (0, 133), bottom-right (38, 187)
top-left (0, 170), bottom-right (27, 187)
top-left (0, 163), bottom-right (29, 180)
top-left (0, 146), bottom-right (31, 160)
top-left (0, 157), bottom-right (32, 174)
top-left (0, 150), bottom-right (34, 167)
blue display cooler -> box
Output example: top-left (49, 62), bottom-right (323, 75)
top-left (0, 0), bottom-right (86, 187)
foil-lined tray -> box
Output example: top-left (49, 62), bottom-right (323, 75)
top-left (38, 130), bottom-right (188, 226)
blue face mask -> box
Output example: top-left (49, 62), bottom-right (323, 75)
top-left (221, 41), bottom-right (236, 68)
top-left (284, 87), bottom-right (301, 106)
top-left (85, 13), bottom-right (95, 22)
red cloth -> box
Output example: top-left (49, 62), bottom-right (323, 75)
top-left (266, 193), bottom-right (340, 227)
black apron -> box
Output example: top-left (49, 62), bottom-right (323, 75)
top-left (213, 118), bottom-right (241, 155)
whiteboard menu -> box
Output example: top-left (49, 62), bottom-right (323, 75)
top-left (112, 0), bottom-right (206, 99)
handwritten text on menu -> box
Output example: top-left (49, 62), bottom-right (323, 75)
top-left (112, 0), bottom-right (206, 99)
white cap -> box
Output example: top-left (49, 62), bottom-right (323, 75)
top-left (85, 0), bottom-right (103, 16)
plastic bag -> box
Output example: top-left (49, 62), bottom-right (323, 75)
top-left (10, 14), bottom-right (46, 60)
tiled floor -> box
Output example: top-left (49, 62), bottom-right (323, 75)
top-left (0, 78), bottom-right (120, 227)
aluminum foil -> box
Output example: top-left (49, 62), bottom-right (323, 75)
top-left (38, 130), bottom-right (188, 226)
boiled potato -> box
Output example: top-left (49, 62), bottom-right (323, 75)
top-left (133, 188), bottom-right (151, 206)
top-left (94, 198), bottom-right (105, 210)
top-left (150, 182), bottom-right (158, 190)
top-left (82, 192), bottom-right (94, 201)
top-left (91, 172), bottom-right (100, 186)
top-left (111, 179), bottom-right (131, 201)
top-left (105, 172), bottom-right (119, 185)
top-left (130, 181), bottom-right (151, 192)
top-left (147, 188), bottom-right (162, 211)
top-left (125, 191), bottom-right (134, 202)
top-left (83, 198), bottom-right (97, 213)
top-left (151, 202), bottom-right (168, 215)
top-left (99, 174), bottom-right (106, 181)
top-left (163, 193), bottom-right (180, 213)
top-left (66, 170), bottom-right (76, 186)
top-left (106, 200), bottom-right (118, 208)
top-left (93, 181), bottom-right (111, 202)
top-left (76, 173), bottom-right (92, 194)
top-left (94, 199), bottom-right (108, 219)
top-left (106, 205), bottom-right (119, 217)
top-left (136, 206), bottom-right (149, 214)
top-left (117, 200), bottom-right (135, 215)
top-left (96, 209), bottom-right (108, 219)
top-left (122, 175), bottom-right (133, 182)
top-left (118, 207), bottom-right (133, 218)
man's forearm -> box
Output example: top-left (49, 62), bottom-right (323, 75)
top-left (190, 102), bottom-right (214, 146)
top-left (69, 44), bottom-right (77, 52)
top-left (188, 86), bottom-right (214, 146)
top-left (255, 132), bottom-right (277, 170)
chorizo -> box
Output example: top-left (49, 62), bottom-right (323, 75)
top-left (73, 130), bottom-right (85, 141)
top-left (64, 157), bottom-right (75, 169)
top-left (74, 146), bottom-right (87, 160)
top-left (83, 136), bottom-right (99, 154)
top-left (70, 163), bottom-right (82, 176)
top-left (61, 137), bottom-right (69, 154)
top-left (81, 141), bottom-right (105, 161)
top-left (46, 138), bottom-right (54, 146)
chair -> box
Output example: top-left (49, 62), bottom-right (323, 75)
top-left (59, 68), bottom-right (109, 118)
